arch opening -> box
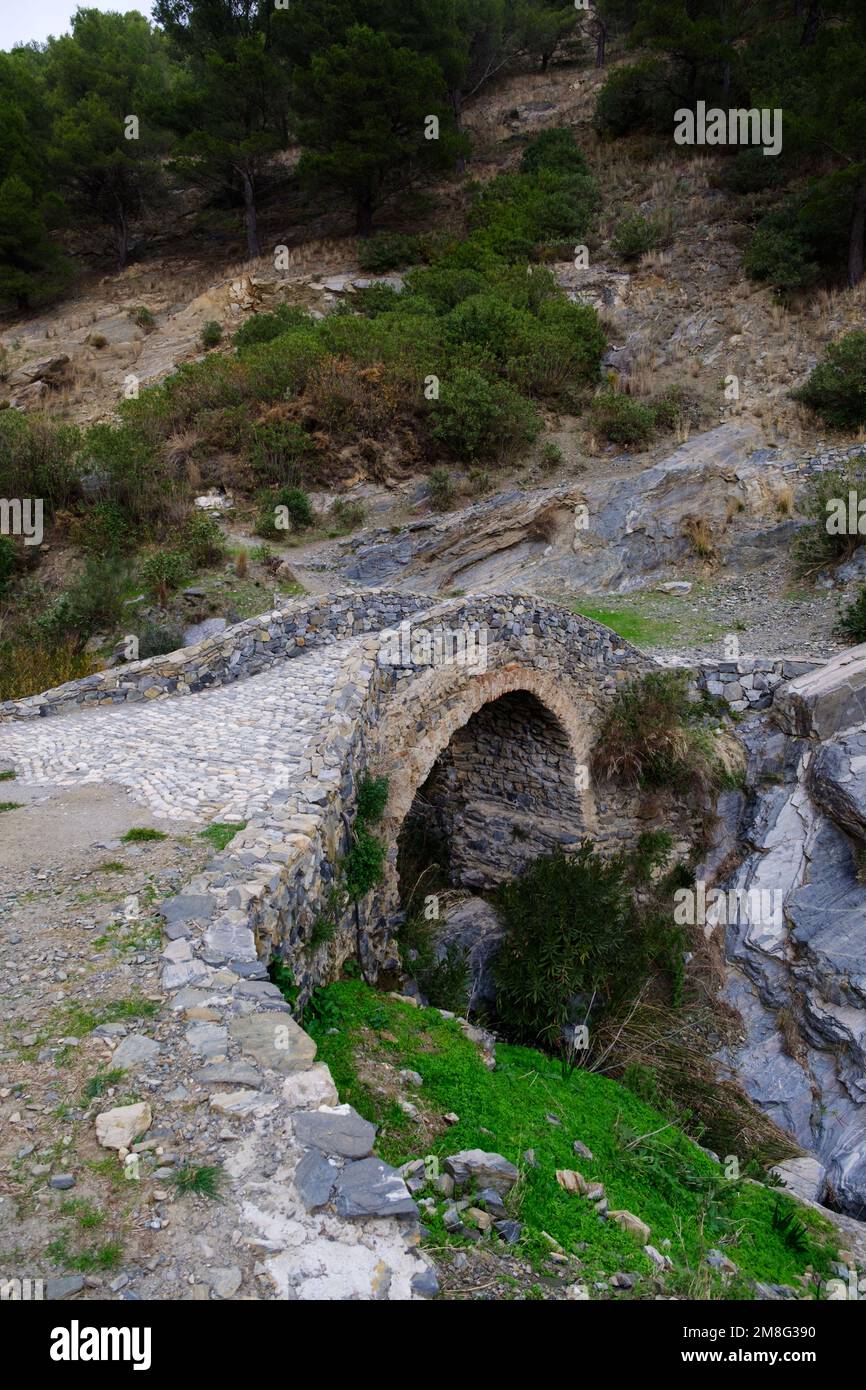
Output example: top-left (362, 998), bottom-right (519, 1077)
top-left (396, 689), bottom-right (588, 899)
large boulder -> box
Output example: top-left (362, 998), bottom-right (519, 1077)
top-left (809, 728), bottom-right (866, 841)
top-left (775, 645), bottom-right (866, 740)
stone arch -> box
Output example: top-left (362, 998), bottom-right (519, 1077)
top-left (369, 663), bottom-right (602, 926)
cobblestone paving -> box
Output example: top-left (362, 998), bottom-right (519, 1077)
top-left (0, 637), bottom-right (363, 824)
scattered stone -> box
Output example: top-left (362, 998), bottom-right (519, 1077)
top-left (607, 1210), bottom-right (651, 1243)
top-left (281, 1063), bottom-right (338, 1109)
top-left (443, 1149), bottom-right (519, 1195)
top-left (210, 1267), bottom-right (243, 1299)
top-left (95, 1102), bottom-right (152, 1151)
top-left (45, 1275), bottom-right (85, 1300)
top-left (49, 1174), bottom-right (75, 1191)
top-left (572, 1140), bottom-right (594, 1160)
top-left (556, 1169), bottom-right (588, 1195)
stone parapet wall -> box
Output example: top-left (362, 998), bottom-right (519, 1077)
top-left (0, 589), bottom-right (433, 722)
top-left (695, 656), bottom-right (822, 714)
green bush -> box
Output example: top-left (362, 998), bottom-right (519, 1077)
top-left (519, 127), bottom-right (591, 179)
top-left (130, 306), bottom-right (156, 332)
top-left (426, 466), bottom-right (456, 511)
top-left (75, 500), bottom-right (134, 555)
top-left (357, 232), bottom-right (419, 272)
top-left (743, 216), bottom-right (820, 296)
top-left (593, 60), bottom-right (672, 138)
top-left (590, 669), bottom-right (730, 802)
top-left (431, 366), bottom-right (541, 459)
top-left (792, 332), bottom-right (866, 429)
top-left (201, 320), bottom-right (223, 349)
top-left (135, 619), bottom-right (186, 658)
top-left (612, 214), bottom-right (664, 261)
top-left (0, 535), bottom-right (15, 594)
top-left (791, 459), bottom-right (866, 577)
top-left (139, 549), bottom-right (191, 605)
top-left (180, 512), bottom-right (226, 567)
top-left (493, 838), bottom-right (679, 1047)
top-left (0, 411), bottom-right (81, 513)
top-left (256, 485), bottom-right (315, 538)
top-left (355, 773), bottom-right (388, 823)
top-left (505, 298), bottom-right (605, 397)
top-left (250, 419), bottom-right (318, 485)
top-left (37, 555), bottom-right (132, 641)
top-left (233, 304), bottom-right (311, 350)
top-left (836, 585), bottom-right (866, 643)
top-left (469, 167), bottom-right (599, 260)
top-left (589, 390), bottom-right (656, 447)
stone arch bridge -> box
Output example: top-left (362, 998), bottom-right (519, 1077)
top-left (0, 590), bottom-right (653, 994)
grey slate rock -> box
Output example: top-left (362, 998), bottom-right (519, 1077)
top-left (333, 1157), bottom-right (418, 1219)
top-left (46, 1275), bottom-right (85, 1299)
top-left (292, 1106), bottom-right (376, 1158)
top-left (293, 1149), bottom-right (338, 1211)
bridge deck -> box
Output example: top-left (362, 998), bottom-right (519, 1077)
top-left (0, 636), bottom-right (365, 823)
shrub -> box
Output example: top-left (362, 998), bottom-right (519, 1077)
top-left (180, 512), bottom-right (225, 567)
top-left (791, 459), bottom-right (866, 576)
top-left (37, 555), bottom-right (132, 642)
top-left (589, 390), bottom-right (656, 447)
top-left (200, 320), bottom-right (223, 349)
top-left (469, 167), bottom-right (599, 260)
top-left (356, 773), bottom-right (388, 823)
top-left (357, 232), bottom-right (419, 272)
top-left (836, 585), bottom-right (866, 643)
top-left (139, 549), bottom-right (191, 605)
top-left (505, 298), bottom-right (605, 397)
top-left (792, 332), bottom-right (866, 429)
top-left (130, 306), bottom-right (157, 333)
top-left (427, 467), bottom-right (456, 511)
top-left (493, 839), bottom-right (676, 1047)
top-left (80, 423), bottom-right (176, 531)
top-left (0, 535), bottom-right (16, 593)
top-left (0, 638), bottom-right (97, 702)
top-left (743, 217), bottom-right (820, 296)
top-left (519, 127), bottom-right (591, 179)
top-left (402, 265), bottom-right (488, 314)
top-left (590, 669), bottom-right (728, 801)
top-left (233, 304), bottom-right (311, 350)
top-left (75, 500), bottom-right (133, 554)
top-left (593, 60), bottom-right (672, 138)
top-left (135, 619), bottom-right (185, 658)
top-left (431, 366), bottom-right (541, 459)
top-left (612, 213), bottom-right (664, 261)
top-left (329, 498), bottom-right (366, 532)
top-left (256, 486), bottom-right (315, 538)
top-left (0, 411), bottom-right (81, 513)
top-left (541, 441), bottom-right (564, 470)
top-left (721, 149), bottom-right (786, 195)
top-left (249, 419), bottom-right (317, 485)
top-left (398, 911), bottom-right (469, 1014)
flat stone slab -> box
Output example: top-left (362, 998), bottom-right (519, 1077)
top-left (158, 893), bottom-right (215, 925)
top-left (229, 1011), bottom-right (317, 1075)
top-left (292, 1104), bottom-right (376, 1158)
top-left (333, 1157), bottom-right (418, 1219)
top-left (293, 1149), bottom-right (339, 1211)
top-left (193, 1062), bottom-right (262, 1087)
top-left (111, 1034), bottom-right (161, 1069)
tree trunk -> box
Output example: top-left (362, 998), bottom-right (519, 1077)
top-left (595, 22), bottom-right (607, 69)
top-left (241, 169), bottom-right (261, 260)
top-left (355, 190), bottom-right (374, 239)
top-left (800, 0), bottom-right (821, 47)
top-left (114, 208), bottom-right (129, 271)
top-left (848, 181), bottom-right (866, 289)
top-left (450, 89), bottom-right (466, 174)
